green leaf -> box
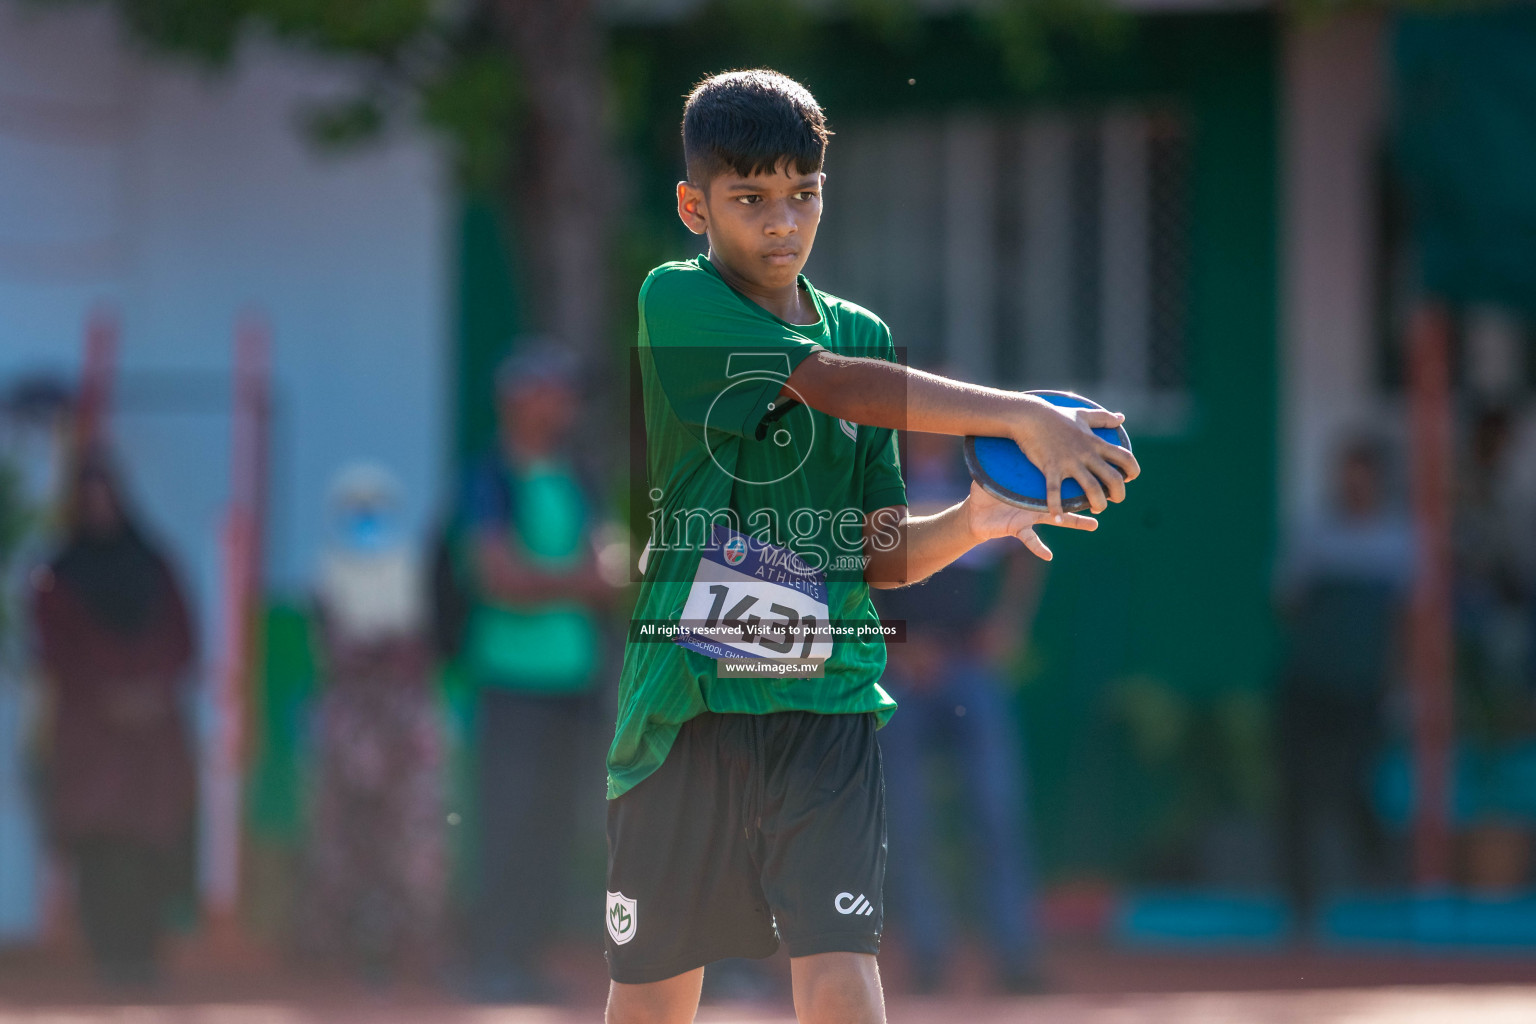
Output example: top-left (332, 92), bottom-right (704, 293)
top-left (299, 94), bottom-right (388, 149)
top-left (973, 0), bottom-right (1129, 92)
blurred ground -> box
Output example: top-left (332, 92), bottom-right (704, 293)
top-left (6, 944), bottom-right (1536, 1021)
top-left (1, 986), bottom-right (1536, 1023)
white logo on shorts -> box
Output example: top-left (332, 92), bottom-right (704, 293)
top-left (607, 891), bottom-right (638, 945)
top-left (835, 892), bottom-right (875, 916)
top-left (839, 418), bottom-right (858, 442)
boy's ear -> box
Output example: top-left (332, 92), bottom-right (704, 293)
top-left (677, 180), bottom-right (708, 236)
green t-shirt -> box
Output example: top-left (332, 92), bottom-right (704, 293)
top-left (466, 460), bottom-right (599, 693)
top-left (607, 255), bottom-right (907, 798)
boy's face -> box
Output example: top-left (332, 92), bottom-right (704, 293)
top-left (677, 162), bottom-right (824, 292)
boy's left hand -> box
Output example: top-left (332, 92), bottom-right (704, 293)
top-left (964, 480), bottom-right (1098, 562)
top-left (1010, 396), bottom-right (1139, 514)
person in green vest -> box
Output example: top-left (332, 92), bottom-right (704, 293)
top-left (458, 342), bottom-right (616, 1002)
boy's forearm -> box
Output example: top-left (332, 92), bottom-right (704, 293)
top-left (866, 502), bottom-right (979, 589)
top-left (790, 346), bottom-right (1137, 518)
top-left (785, 351), bottom-right (1047, 438)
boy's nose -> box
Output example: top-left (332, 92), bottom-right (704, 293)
top-left (764, 200), bottom-right (798, 235)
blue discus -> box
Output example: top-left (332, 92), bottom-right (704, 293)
top-left (963, 390), bottom-right (1133, 514)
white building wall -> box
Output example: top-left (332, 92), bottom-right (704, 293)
top-left (1280, 12), bottom-right (1390, 536)
top-left (0, 2), bottom-right (449, 936)
top-left (0, 1), bottom-right (450, 593)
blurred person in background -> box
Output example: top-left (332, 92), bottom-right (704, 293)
top-left (1274, 437), bottom-right (1415, 936)
top-left (1458, 408), bottom-right (1534, 707)
top-left (454, 342), bottom-right (615, 1003)
top-left (29, 448), bottom-right (196, 989)
top-left (300, 462), bottom-right (446, 983)
top-left (873, 430), bottom-right (1048, 994)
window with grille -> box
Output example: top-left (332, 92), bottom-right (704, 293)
top-left (808, 109), bottom-right (1191, 430)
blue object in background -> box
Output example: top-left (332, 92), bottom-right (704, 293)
top-left (1326, 893), bottom-right (1536, 950)
top-left (1115, 891), bottom-right (1289, 948)
top-left (1375, 741), bottom-right (1536, 828)
top-left (1116, 887), bottom-right (1536, 950)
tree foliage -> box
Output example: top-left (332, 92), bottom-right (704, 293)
top-left (30, 0), bottom-right (519, 190)
top-left (38, 0), bottom-right (1506, 203)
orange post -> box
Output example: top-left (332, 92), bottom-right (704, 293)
top-left (75, 307), bottom-right (118, 447)
top-left (1406, 304), bottom-right (1455, 888)
top-left (42, 305), bottom-right (122, 951)
top-left (204, 314), bottom-right (270, 934)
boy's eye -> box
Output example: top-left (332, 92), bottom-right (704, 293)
top-left (736, 195), bottom-right (762, 205)
top-left (794, 191), bottom-right (819, 201)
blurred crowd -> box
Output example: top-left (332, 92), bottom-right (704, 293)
top-left (0, 342), bottom-right (626, 997)
top-left (4, 347), bottom-right (1536, 999)
top-left (1275, 408), bottom-right (1536, 921)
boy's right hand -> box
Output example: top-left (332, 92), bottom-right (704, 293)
top-left (1010, 395), bottom-right (1140, 514)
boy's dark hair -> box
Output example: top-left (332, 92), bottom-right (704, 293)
top-left (683, 69), bottom-right (830, 186)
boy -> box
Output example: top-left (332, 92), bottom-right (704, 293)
top-left (606, 70), bottom-right (1138, 1024)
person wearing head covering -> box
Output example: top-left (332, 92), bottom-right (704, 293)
top-left (451, 339), bottom-right (617, 1002)
top-left (300, 461), bottom-right (446, 981)
top-left (30, 448), bottom-right (196, 988)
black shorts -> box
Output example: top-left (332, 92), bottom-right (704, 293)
top-left (604, 710), bottom-right (886, 984)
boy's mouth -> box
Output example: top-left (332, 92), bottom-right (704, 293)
top-left (763, 248), bottom-right (800, 264)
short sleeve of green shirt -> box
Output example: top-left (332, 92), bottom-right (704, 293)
top-left (848, 319), bottom-right (905, 514)
top-left (641, 259), bottom-right (826, 438)
top-left (862, 427), bottom-right (906, 513)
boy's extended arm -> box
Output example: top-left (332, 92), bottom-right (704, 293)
top-left (782, 350), bottom-right (1140, 515)
top-left (864, 485), bottom-right (1098, 587)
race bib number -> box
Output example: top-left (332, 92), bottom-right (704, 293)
top-left (675, 526), bottom-right (833, 663)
